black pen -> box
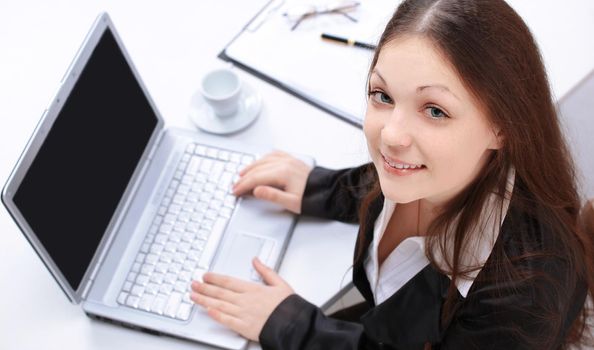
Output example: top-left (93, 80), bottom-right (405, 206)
top-left (321, 33), bottom-right (376, 50)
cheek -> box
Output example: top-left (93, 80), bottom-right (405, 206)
top-left (427, 131), bottom-right (491, 184)
top-left (363, 111), bottom-right (382, 147)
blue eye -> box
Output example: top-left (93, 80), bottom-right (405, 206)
top-left (427, 106), bottom-right (448, 119)
top-left (369, 91), bottom-right (393, 104)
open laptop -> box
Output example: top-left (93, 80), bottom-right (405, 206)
top-left (1, 12), bottom-right (311, 350)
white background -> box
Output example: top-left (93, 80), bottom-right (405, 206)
top-left (1, 1), bottom-right (593, 349)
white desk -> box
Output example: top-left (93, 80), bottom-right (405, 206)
top-left (0, 1), bottom-right (593, 349)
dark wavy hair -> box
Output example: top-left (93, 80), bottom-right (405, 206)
top-left (356, 0), bottom-right (594, 348)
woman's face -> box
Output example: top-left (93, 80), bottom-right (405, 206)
top-left (364, 35), bottom-right (502, 206)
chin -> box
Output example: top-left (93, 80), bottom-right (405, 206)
top-left (378, 182), bottom-right (419, 204)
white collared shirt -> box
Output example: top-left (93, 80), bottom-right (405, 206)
top-left (365, 168), bottom-right (516, 305)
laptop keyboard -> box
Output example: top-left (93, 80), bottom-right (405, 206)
top-left (116, 142), bottom-right (255, 321)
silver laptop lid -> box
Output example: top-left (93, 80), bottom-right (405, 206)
top-left (1, 13), bottom-right (165, 303)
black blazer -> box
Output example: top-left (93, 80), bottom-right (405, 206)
top-left (258, 165), bottom-right (587, 349)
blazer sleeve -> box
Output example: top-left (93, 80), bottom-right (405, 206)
top-left (300, 164), bottom-right (375, 223)
top-left (259, 294), bottom-right (368, 350)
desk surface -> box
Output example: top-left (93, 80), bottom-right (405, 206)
top-left (1, 1), bottom-right (593, 349)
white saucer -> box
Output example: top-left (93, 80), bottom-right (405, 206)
top-left (189, 83), bottom-right (261, 135)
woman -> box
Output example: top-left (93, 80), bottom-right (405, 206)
top-left (190, 0), bottom-right (594, 348)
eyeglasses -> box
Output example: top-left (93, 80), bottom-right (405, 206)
top-left (283, 1), bottom-right (360, 31)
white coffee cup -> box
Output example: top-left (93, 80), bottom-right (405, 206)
top-left (200, 68), bottom-right (242, 118)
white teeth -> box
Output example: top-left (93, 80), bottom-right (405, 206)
top-left (384, 156), bottom-right (423, 170)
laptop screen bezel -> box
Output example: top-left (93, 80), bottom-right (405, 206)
top-left (1, 13), bottom-right (165, 303)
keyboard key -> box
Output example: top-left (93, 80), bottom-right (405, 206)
top-left (230, 153), bottom-right (241, 164)
top-left (241, 155), bottom-right (255, 165)
top-left (165, 292), bottom-right (183, 318)
top-left (174, 281), bottom-right (188, 293)
top-left (151, 295), bottom-right (168, 315)
top-left (173, 194), bottom-right (185, 205)
top-left (131, 285), bottom-right (145, 297)
top-left (169, 263), bottom-right (182, 275)
top-left (155, 263), bottom-right (169, 274)
top-left (150, 272), bottom-right (165, 284)
top-left (179, 270), bottom-right (192, 282)
top-left (154, 234), bottom-right (167, 245)
top-left (131, 262), bottom-right (141, 273)
top-left (182, 232), bottom-right (195, 243)
top-left (188, 249), bottom-right (202, 261)
top-left (168, 204), bottom-right (181, 215)
top-left (173, 252), bottom-right (186, 264)
top-left (140, 243), bottom-right (150, 254)
top-left (126, 295), bottom-right (141, 308)
top-left (135, 253), bottom-right (146, 263)
top-left (195, 145), bottom-right (207, 156)
top-left (177, 184), bottom-right (190, 195)
top-left (142, 260), bottom-right (157, 271)
top-left (217, 150), bottom-right (230, 161)
top-left (176, 302), bottom-right (193, 320)
top-left (145, 283), bottom-right (159, 295)
top-left (198, 218), bottom-right (228, 269)
top-left (159, 224), bottom-right (173, 235)
top-left (165, 273), bottom-right (177, 285)
top-left (123, 281), bottom-right (132, 292)
top-left (163, 213), bottom-right (176, 225)
top-left (136, 274), bottom-right (149, 287)
top-left (178, 211), bottom-right (191, 223)
top-left (145, 253), bottom-right (160, 266)
top-left (191, 213), bottom-right (204, 223)
top-left (160, 252), bottom-right (173, 264)
top-left (159, 284), bottom-right (173, 296)
top-left (185, 143), bottom-right (195, 154)
top-left (117, 292), bottom-right (128, 305)
top-left (139, 294), bottom-right (156, 312)
top-left (196, 229), bottom-right (210, 240)
top-left (183, 260), bottom-right (197, 272)
top-left (209, 161), bottom-right (225, 182)
top-left (192, 268), bottom-right (208, 282)
top-left (127, 272), bottom-right (138, 283)
top-left (150, 244), bottom-right (164, 255)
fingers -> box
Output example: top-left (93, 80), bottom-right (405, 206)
top-left (200, 273), bottom-right (258, 293)
top-left (253, 186), bottom-right (299, 213)
top-left (239, 151), bottom-right (287, 176)
top-left (252, 257), bottom-right (287, 287)
top-left (190, 292), bottom-right (241, 317)
top-left (191, 280), bottom-right (240, 302)
top-left (233, 167), bottom-right (284, 196)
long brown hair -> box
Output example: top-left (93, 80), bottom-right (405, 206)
top-left (356, 0), bottom-right (594, 348)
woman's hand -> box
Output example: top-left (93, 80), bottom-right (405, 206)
top-left (233, 151), bottom-right (313, 214)
top-left (190, 258), bottom-right (294, 341)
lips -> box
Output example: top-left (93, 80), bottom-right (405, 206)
top-left (381, 154), bottom-right (425, 170)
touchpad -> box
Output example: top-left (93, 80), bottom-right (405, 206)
top-left (214, 233), bottom-right (275, 282)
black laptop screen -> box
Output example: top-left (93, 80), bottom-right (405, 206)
top-left (13, 28), bottom-right (158, 291)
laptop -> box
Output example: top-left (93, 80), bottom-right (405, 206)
top-left (1, 12), bottom-right (312, 350)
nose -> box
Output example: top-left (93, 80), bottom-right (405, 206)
top-left (381, 107), bottom-right (413, 148)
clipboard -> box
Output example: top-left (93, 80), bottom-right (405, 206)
top-left (218, 0), bottom-right (396, 127)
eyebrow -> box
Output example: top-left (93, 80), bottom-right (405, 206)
top-left (418, 85), bottom-right (460, 101)
top-left (371, 70), bottom-right (460, 101)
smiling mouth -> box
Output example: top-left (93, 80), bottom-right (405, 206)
top-left (381, 154), bottom-right (426, 170)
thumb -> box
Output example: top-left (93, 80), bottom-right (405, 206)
top-left (253, 257), bottom-right (285, 286)
top-left (253, 185), bottom-right (298, 213)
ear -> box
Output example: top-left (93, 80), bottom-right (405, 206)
top-left (488, 128), bottom-right (504, 150)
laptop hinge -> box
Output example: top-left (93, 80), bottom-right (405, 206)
top-left (80, 128), bottom-right (166, 300)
